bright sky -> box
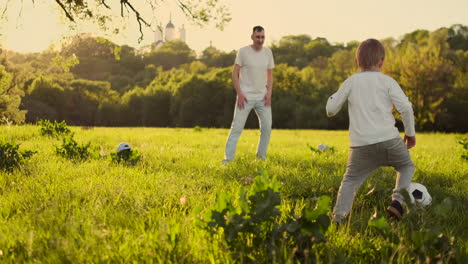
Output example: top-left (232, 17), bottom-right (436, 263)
top-left (1, 0), bottom-right (467, 54)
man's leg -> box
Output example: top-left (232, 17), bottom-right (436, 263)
top-left (253, 100), bottom-right (272, 160)
top-left (333, 145), bottom-right (380, 222)
top-left (224, 100), bottom-right (254, 162)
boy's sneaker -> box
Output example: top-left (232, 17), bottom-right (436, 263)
top-left (387, 200), bottom-right (403, 220)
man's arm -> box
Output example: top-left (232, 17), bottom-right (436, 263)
top-left (232, 64), bottom-right (247, 109)
top-left (264, 69), bottom-right (273, 106)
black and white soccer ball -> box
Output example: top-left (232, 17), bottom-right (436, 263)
top-left (408, 182), bottom-right (432, 207)
top-left (116, 142), bottom-right (131, 153)
top-left (318, 144), bottom-right (329, 152)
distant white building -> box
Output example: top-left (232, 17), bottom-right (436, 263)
top-left (155, 16), bottom-right (186, 47)
top-left (138, 16), bottom-right (187, 54)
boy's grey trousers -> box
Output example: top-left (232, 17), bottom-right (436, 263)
top-left (333, 137), bottom-right (414, 222)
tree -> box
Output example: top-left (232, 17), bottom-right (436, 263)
top-left (142, 89), bottom-right (172, 126)
top-left (22, 76), bottom-right (67, 122)
top-left (121, 87), bottom-right (145, 126)
top-left (271, 35), bottom-right (312, 68)
top-left (61, 35), bottom-right (120, 80)
top-left (394, 29), bottom-right (454, 130)
top-left (447, 24), bottom-right (468, 51)
top-left (143, 40), bottom-right (196, 70)
top-left (1, 1), bottom-right (231, 42)
top-left (171, 75), bottom-right (230, 127)
top-left (200, 46), bottom-right (236, 68)
top-left (0, 65), bottom-right (26, 124)
top-left (65, 79), bottom-right (117, 125)
top-left (304, 38), bottom-right (335, 61)
top-left (439, 50), bottom-right (468, 132)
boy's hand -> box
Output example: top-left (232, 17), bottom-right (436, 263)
top-left (404, 135), bottom-right (416, 149)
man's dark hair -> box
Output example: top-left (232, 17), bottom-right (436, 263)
top-left (253, 26), bottom-right (264, 33)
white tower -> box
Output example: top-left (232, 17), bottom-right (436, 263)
top-left (179, 24), bottom-right (186, 42)
top-left (155, 24), bottom-right (163, 45)
top-left (165, 15), bottom-right (176, 41)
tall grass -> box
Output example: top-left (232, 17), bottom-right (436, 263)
top-left (0, 125), bottom-right (467, 263)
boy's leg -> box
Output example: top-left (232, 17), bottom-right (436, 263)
top-left (333, 145), bottom-right (380, 222)
top-left (384, 137), bottom-right (414, 203)
top-left (253, 100), bottom-right (272, 160)
top-left (224, 100), bottom-right (254, 162)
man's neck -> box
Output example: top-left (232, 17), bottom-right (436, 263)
top-left (251, 44), bottom-right (263, 51)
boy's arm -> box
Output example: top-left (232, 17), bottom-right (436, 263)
top-left (326, 82), bottom-right (350, 117)
top-left (389, 81), bottom-right (416, 148)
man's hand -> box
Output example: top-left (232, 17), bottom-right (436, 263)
top-left (264, 88), bottom-right (272, 107)
top-left (404, 135), bottom-right (416, 149)
top-left (263, 84), bottom-right (271, 106)
top-left (237, 92), bottom-right (248, 109)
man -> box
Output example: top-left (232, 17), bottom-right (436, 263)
top-left (223, 26), bottom-right (275, 164)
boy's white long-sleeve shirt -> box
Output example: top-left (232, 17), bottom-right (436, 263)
top-left (326, 71), bottom-right (415, 147)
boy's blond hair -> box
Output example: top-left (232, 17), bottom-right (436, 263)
top-left (355, 39), bottom-right (385, 70)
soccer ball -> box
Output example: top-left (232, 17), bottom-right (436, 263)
top-left (407, 182), bottom-right (431, 207)
top-left (117, 142), bottom-right (131, 153)
top-left (318, 144), bottom-right (329, 152)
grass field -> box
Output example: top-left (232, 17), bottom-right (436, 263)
top-left (0, 125), bottom-right (467, 263)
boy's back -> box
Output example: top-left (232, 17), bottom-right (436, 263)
top-left (326, 71), bottom-right (415, 147)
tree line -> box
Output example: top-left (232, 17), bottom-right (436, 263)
top-left (0, 24), bottom-right (467, 131)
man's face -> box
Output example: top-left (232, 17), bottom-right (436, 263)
top-left (251, 30), bottom-right (265, 46)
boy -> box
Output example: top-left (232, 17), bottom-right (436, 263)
top-left (326, 39), bottom-right (416, 222)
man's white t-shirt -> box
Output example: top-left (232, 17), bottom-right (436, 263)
top-left (235, 45), bottom-right (275, 100)
top-left (326, 71), bottom-right (416, 147)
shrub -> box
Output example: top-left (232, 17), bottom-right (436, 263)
top-left (459, 137), bottom-right (468, 160)
top-left (200, 168), bottom-right (331, 262)
top-left (38, 119), bottom-right (71, 138)
top-left (55, 134), bottom-right (95, 161)
top-left (110, 149), bottom-right (141, 166)
top-left (0, 142), bottom-right (36, 172)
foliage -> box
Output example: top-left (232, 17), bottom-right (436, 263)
top-left (367, 201), bottom-right (462, 263)
top-left (110, 149), bottom-right (141, 166)
top-left (0, 127), bottom-right (467, 262)
top-left (3, 25), bottom-right (468, 131)
top-left (0, 1), bottom-right (231, 42)
top-left (55, 134), bottom-right (95, 161)
top-left (459, 137), bottom-right (468, 160)
top-left (0, 65), bottom-right (26, 124)
top-left (38, 119), bottom-right (71, 138)
top-left (201, 168), bottom-right (331, 262)
top-left (0, 141), bottom-right (35, 172)
top-left (200, 46), bottom-right (236, 68)
top-left (144, 41), bottom-right (196, 70)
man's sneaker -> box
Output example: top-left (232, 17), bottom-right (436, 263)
top-left (387, 200), bottom-right (403, 220)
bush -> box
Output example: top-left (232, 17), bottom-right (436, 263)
top-left (200, 168), bottom-right (331, 262)
top-left (110, 149), bottom-right (141, 166)
top-left (459, 137), bottom-right (468, 160)
top-left (38, 119), bottom-right (71, 138)
top-left (0, 142), bottom-right (36, 172)
top-left (55, 134), bottom-right (95, 161)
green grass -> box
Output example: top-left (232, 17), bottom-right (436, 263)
top-left (0, 125), bottom-right (467, 263)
